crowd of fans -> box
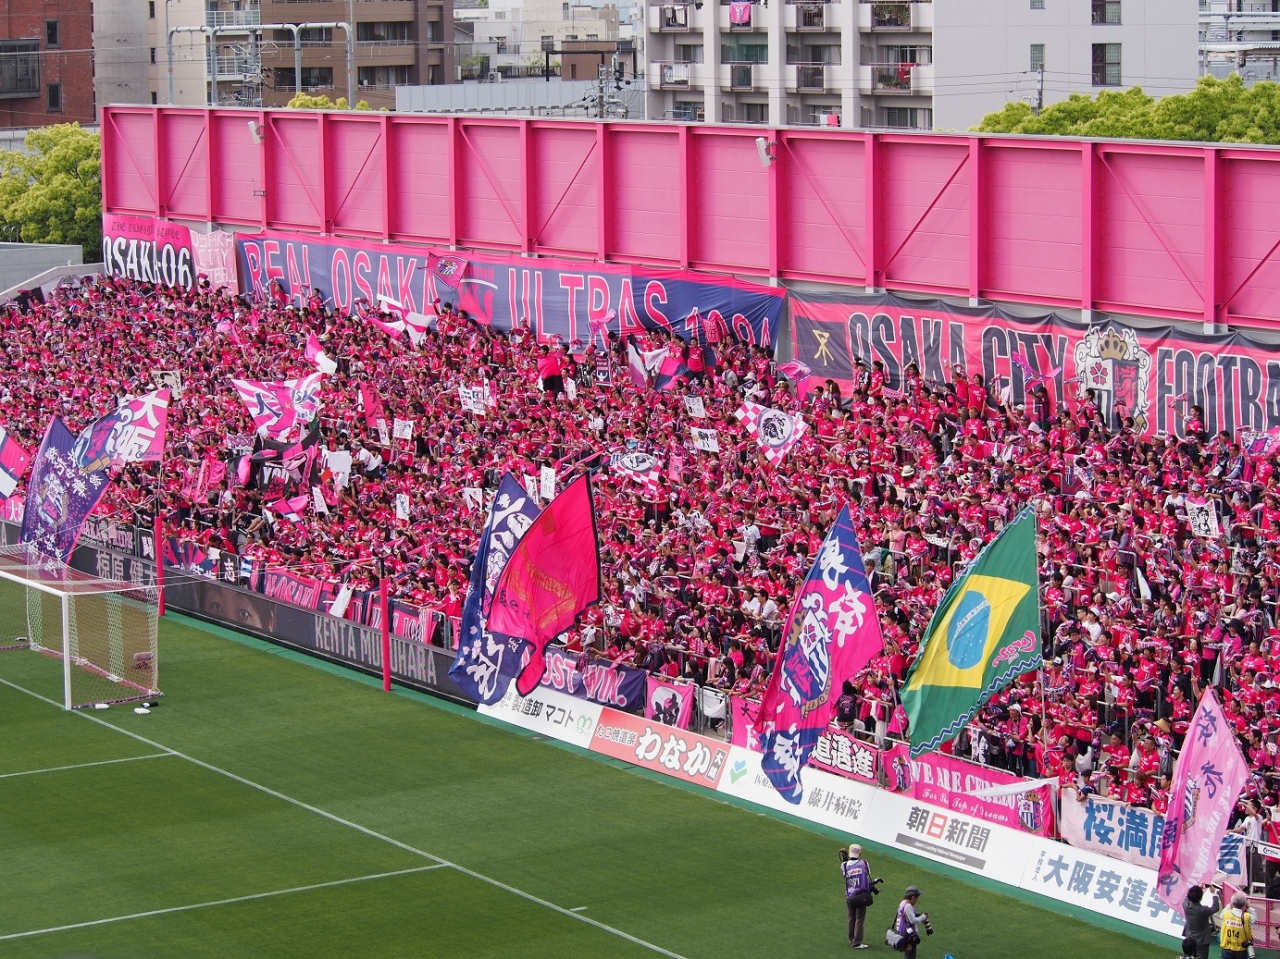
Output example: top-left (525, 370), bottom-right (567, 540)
top-left (5, 273), bottom-right (1280, 822)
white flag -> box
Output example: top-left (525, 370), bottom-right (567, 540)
top-left (692, 427), bottom-right (719, 452)
top-left (395, 493), bottom-right (410, 520)
top-left (312, 485), bottom-right (328, 515)
top-left (328, 583), bottom-right (354, 619)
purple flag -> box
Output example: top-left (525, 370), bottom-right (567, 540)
top-left (1158, 688), bottom-right (1250, 913)
top-left (756, 505), bottom-right (884, 803)
top-left (20, 417), bottom-right (114, 562)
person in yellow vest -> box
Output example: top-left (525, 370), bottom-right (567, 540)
top-left (1219, 890), bottom-right (1255, 959)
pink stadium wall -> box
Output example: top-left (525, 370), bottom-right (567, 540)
top-left (102, 106), bottom-right (1280, 332)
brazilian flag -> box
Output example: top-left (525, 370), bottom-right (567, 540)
top-left (900, 508), bottom-right (1042, 757)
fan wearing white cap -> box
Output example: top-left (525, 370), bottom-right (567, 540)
top-left (840, 843), bottom-right (874, 949)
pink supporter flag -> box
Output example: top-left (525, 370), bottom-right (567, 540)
top-left (1157, 687), bottom-right (1250, 912)
top-left (359, 382), bottom-right (386, 429)
top-left (268, 494), bottom-right (311, 524)
top-left (0, 425), bottom-right (32, 500)
top-left (735, 401), bottom-right (808, 467)
top-left (486, 474), bottom-right (601, 696)
top-left (305, 332), bottom-right (337, 375)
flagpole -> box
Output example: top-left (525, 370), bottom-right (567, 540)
top-left (154, 454), bottom-right (165, 618)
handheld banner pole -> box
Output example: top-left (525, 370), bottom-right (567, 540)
top-left (154, 511), bottom-right (165, 618)
top-left (380, 571), bottom-right (391, 692)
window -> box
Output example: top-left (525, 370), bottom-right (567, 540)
top-left (46, 82), bottom-right (62, 112)
top-left (786, 41), bottom-right (840, 65)
top-left (883, 45), bottom-right (932, 65)
top-left (151, 91), bottom-right (158, 104)
top-left (495, 38), bottom-right (507, 54)
top-left (721, 41), bottom-right (766, 63)
top-left (883, 106), bottom-right (931, 129)
top-left (358, 21), bottom-right (411, 42)
top-left (1030, 0), bottom-right (1044, 8)
top-left (672, 99), bottom-right (703, 121)
top-left (741, 102), bottom-right (768, 123)
top-left (300, 66), bottom-right (333, 87)
top-left (45, 20), bottom-right (60, 48)
top-left (1091, 42), bottom-right (1120, 85)
top-left (299, 27), bottom-right (332, 45)
top-left (1030, 43), bottom-right (1044, 72)
top-left (149, 1), bottom-right (156, 18)
top-left (150, 47), bottom-right (157, 64)
top-left (676, 43), bottom-right (703, 63)
top-left (1091, 0), bottom-right (1120, 24)
top-left (586, 33), bottom-right (598, 39)
top-left (0, 40), bottom-right (40, 97)
top-left (562, 1), bottom-right (570, 17)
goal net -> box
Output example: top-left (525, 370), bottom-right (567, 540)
top-left (0, 545), bottom-right (160, 709)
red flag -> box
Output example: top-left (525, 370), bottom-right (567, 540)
top-left (487, 474), bottom-right (601, 696)
top-left (426, 252), bottom-right (469, 288)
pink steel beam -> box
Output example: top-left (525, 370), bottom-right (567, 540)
top-left (533, 138), bottom-right (597, 247)
top-left (779, 136), bottom-right (867, 273)
top-left (458, 124), bottom-right (524, 241)
top-left (878, 151), bottom-right (969, 280)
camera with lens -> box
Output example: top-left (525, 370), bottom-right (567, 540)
top-left (921, 915), bottom-right (935, 937)
top-left (871, 877), bottom-right (885, 897)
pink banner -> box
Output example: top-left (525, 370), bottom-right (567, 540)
top-left (188, 228), bottom-right (238, 291)
top-left (881, 744), bottom-right (1054, 837)
top-left (807, 727), bottom-right (881, 784)
top-left (231, 374), bottom-right (323, 440)
top-left (0, 426), bottom-right (31, 501)
top-left (730, 694), bottom-right (759, 749)
top-left (590, 707), bottom-right (730, 787)
top-left (645, 676), bottom-right (694, 729)
top-left (262, 569), bottom-right (323, 609)
top-left (1158, 688), bottom-right (1251, 910)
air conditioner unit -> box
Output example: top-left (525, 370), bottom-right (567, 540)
top-left (487, 70), bottom-right (502, 82)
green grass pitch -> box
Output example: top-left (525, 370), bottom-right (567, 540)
top-left (0, 614), bottom-right (1179, 959)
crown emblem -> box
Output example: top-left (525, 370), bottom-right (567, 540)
top-left (1098, 329), bottom-right (1128, 361)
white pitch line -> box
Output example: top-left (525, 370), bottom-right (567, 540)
top-left (0, 865), bottom-right (446, 942)
top-left (0, 677), bottom-right (692, 959)
top-left (0, 753), bottom-right (171, 781)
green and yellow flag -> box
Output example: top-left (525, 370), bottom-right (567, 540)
top-left (901, 508), bottom-right (1041, 757)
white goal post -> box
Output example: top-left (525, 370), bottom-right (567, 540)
top-left (0, 545), bottom-right (159, 710)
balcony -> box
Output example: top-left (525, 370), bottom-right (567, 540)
top-left (727, 62), bottom-right (754, 90)
top-left (860, 1), bottom-right (930, 32)
top-left (659, 4), bottom-right (691, 30)
top-left (0, 42), bottom-right (40, 99)
top-left (656, 60), bottom-right (695, 88)
top-left (357, 40), bottom-right (417, 64)
top-left (796, 62), bottom-right (826, 91)
top-left (214, 55), bottom-right (260, 78)
top-left (207, 8), bottom-right (261, 27)
top-left (869, 62), bottom-right (914, 93)
top-left (795, 2), bottom-right (826, 29)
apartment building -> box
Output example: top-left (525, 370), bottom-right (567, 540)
top-left (645, 0), bottom-right (1197, 129)
top-left (258, 0), bottom-right (453, 108)
top-left (0, 0), bottom-right (95, 125)
top-left (455, 0), bottom-right (618, 78)
top-left (1200, 0), bottom-right (1280, 83)
top-left (95, 0), bottom-right (262, 107)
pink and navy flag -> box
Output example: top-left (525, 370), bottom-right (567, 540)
top-left (73, 389), bottom-right (171, 471)
top-left (358, 382), bottom-right (387, 430)
top-left (488, 474), bottom-right (601, 696)
top-left (736, 401), bottom-right (808, 467)
top-left (426, 251), bottom-right (469, 289)
top-left (0, 426), bottom-right (31, 501)
top-left (231, 374), bottom-right (322, 440)
top-left (756, 505), bottom-right (884, 803)
top-left (654, 355), bottom-right (690, 392)
top-left (1157, 687), bottom-right (1250, 913)
top-left (20, 417), bottom-right (113, 563)
top-left (449, 473), bottom-right (542, 704)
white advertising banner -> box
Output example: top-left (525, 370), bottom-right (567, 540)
top-left (477, 686), bottom-right (602, 750)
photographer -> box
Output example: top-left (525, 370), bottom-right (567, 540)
top-left (1181, 880), bottom-right (1221, 959)
top-left (889, 886), bottom-right (931, 958)
top-left (1219, 890), bottom-right (1254, 959)
top-left (840, 844), bottom-right (878, 950)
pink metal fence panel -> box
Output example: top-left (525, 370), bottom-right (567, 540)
top-left (327, 115), bottom-right (387, 238)
top-left (102, 108), bottom-right (1280, 331)
top-left (878, 138), bottom-right (971, 295)
top-left (159, 111), bottom-right (210, 222)
top-left (982, 142), bottom-right (1083, 305)
top-left (387, 118), bottom-right (452, 243)
top-left (530, 123), bottom-right (600, 258)
top-left (777, 133), bottom-right (868, 284)
top-left (264, 113), bottom-right (324, 232)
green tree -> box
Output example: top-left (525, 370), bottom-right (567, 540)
top-left (285, 93), bottom-right (372, 110)
top-left (974, 74), bottom-right (1280, 145)
top-left (0, 123), bottom-right (101, 263)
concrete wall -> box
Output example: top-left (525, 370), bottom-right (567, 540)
top-left (0, 243), bottom-right (85, 292)
top-left (933, 0), bottom-right (1200, 131)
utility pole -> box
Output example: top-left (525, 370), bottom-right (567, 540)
top-left (1034, 65), bottom-right (1044, 116)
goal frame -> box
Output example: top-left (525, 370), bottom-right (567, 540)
top-left (0, 548), bottom-right (160, 710)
